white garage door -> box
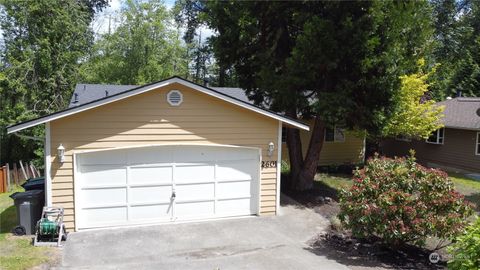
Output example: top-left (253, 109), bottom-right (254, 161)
top-left (75, 145), bottom-right (260, 229)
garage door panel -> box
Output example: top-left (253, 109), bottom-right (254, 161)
top-left (173, 146), bottom-right (217, 162)
top-left (216, 160), bottom-right (255, 181)
top-left (216, 198), bottom-right (253, 215)
top-left (128, 146), bottom-right (173, 165)
top-left (175, 201), bottom-right (214, 218)
top-left (174, 165), bottom-right (214, 183)
top-left (80, 165), bottom-right (126, 186)
top-left (129, 166), bottom-right (172, 185)
top-left (129, 186), bottom-right (172, 204)
top-left (82, 187), bottom-right (126, 207)
top-left (77, 145), bottom-right (261, 229)
top-left (83, 207), bottom-right (127, 226)
top-left (79, 150), bottom-right (127, 165)
top-left (212, 148), bottom-right (258, 161)
top-left (217, 181), bottom-right (251, 199)
top-left (129, 204), bottom-right (171, 221)
top-left (175, 183), bottom-right (214, 201)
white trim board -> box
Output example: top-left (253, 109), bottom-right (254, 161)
top-left (276, 121), bottom-right (282, 215)
top-left (476, 132), bottom-right (480, 156)
top-left (7, 77), bottom-right (309, 134)
top-left (44, 122), bottom-right (52, 207)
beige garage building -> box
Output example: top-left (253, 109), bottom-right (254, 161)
top-left (7, 77), bottom-right (308, 231)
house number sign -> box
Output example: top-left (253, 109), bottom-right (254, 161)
top-left (261, 161), bottom-right (277, 168)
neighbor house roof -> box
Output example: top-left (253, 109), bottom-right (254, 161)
top-left (437, 97), bottom-right (480, 130)
top-left (7, 76), bottom-right (309, 133)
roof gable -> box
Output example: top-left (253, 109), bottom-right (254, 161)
top-left (7, 76), bottom-right (309, 133)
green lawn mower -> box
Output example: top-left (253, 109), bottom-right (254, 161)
top-left (34, 206), bottom-right (67, 247)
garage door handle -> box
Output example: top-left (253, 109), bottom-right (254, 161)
top-left (171, 191), bottom-right (176, 199)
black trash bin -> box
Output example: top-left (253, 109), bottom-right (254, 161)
top-left (10, 190), bottom-right (45, 235)
top-left (21, 177), bottom-right (45, 191)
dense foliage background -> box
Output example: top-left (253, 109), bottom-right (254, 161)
top-left (0, 0), bottom-right (478, 181)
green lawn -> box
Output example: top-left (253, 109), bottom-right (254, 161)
top-left (0, 187), bottom-right (58, 270)
top-left (315, 172), bottom-right (480, 211)
top-left (315, 173), bottom-right (353, 192)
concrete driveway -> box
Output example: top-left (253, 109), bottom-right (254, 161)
top-left (56, 197), bottom-right (348, 270)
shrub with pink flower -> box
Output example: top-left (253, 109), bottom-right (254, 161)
top-left (339, 153), bottom-right (473, 247)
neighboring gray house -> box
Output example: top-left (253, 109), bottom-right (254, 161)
top-left (381, 97), bottom-right (480, 172)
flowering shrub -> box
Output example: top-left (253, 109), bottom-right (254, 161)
top-left (339, 153), bottom-right (473, 247)
top-left (448, 217), bottom-right (480, 270)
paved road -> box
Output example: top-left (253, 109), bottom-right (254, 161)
top-left (56, 197), bottom-right (349, 270)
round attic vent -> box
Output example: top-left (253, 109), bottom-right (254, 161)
top-left (477, 108), bottom-right (480, 117)
top-left (167, 90), bottom-right (183, 106)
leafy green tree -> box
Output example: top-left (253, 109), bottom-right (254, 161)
top-left (201, 1), bottom-right (433, 190)
top-left (382, 60), bottom-right (445, 139)
top-left (80, 0), bottom-right (189, 85)
top-left (430, 0), bottom-right (480, 99)
top-left (0, 0), bottom-right (107, 165)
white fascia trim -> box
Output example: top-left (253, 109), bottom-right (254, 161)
top-left (276, 121), bottom-right (282, 215)
top-left (44, 123), bottom-right (52, 207)
top-left (7, 78), bottom-right (309, 134)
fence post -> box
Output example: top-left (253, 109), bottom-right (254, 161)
top-left (6, 163), bottom-right (10, 191)
top-left (13, 163), bottom-right (18, 186)
top-left (0, 167), bottom-right (4, 193)
top-left (1, 166), bottom-right (6, 193)
top-left (19, 160), bottom-right (28, 182)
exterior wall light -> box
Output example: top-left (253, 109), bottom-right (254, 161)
top-left (267, 142), bottom-right (275, 157)
top-left (57, 144), bottom-right (65, 163)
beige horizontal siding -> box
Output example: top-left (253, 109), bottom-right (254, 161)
top-left (282, 121), bottom-right (365, 166)
top-left (50, 82), bottom-right (280, 230)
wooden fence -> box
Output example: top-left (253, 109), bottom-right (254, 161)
top-left (0, 161), bottom-right (41, 193)
top-left (0, 166), bottom-right (6, 193)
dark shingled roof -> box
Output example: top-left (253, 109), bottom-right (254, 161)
top-left (437, 97), bottom-right (480, 130)
top-left (69, 84), bottom-right (251, 108)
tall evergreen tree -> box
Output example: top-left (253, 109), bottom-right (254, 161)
top-left (201, 1), bottom-right (433, 190)
top-left (430, 0), bottom-right (480, 98)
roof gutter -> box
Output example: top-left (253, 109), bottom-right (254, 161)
top-left (443, 125), bottom-right (480, 131)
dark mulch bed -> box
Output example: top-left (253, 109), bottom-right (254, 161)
top-left (308, 230), bottom-right (447, 270)
top-left (282, 174), bottom-right (341, 219)
top-left (282, 174), bottom-right (448, 270)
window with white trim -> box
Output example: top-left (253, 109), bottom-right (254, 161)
top-left (476, 132), bottom-right (480, 155)
top-left (426, 128), bottom-right (444, 144)
top-left (325, 126), bottom-right (345, 142)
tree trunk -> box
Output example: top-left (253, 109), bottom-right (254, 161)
top-left (285, 109), bottom-right (303, 187)
top-left (286, 127), bottom-right (303, 188)
top-left (218, 65), bottom-right (226, 87)
top-left (296, 115), bottom-right (325, 190)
